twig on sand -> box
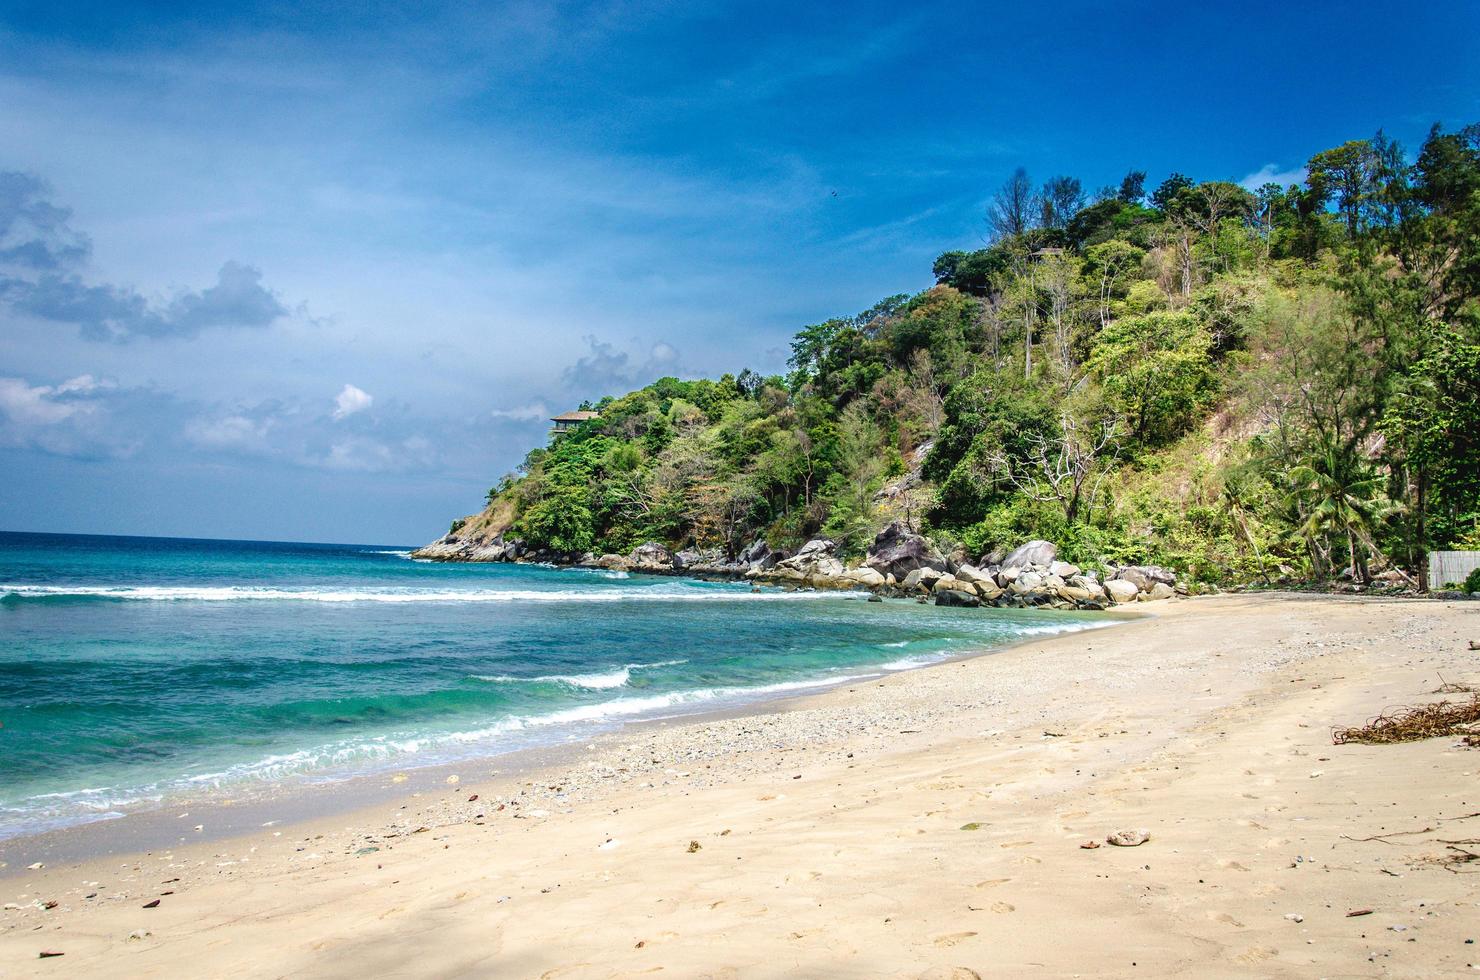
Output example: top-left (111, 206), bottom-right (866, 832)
top-left (1339, 812), bottom-right (1480, 845)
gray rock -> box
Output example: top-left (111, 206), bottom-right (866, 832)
top-left (1106, 829), bottom-right (1150, 847)
top-left (1049, 560), bottom-right (1081, 579)
top-left (902, 566), bottom-right (944, 591)
top-left (793, 537), bottom-right (837, 559)
top-left (844, 566), bottom-right (887, 588)
top-left (1112, 565), bottom-right (1177, 592)
top-left (630, 542), bottom-right (674, 568)
top-left (934, 588), bottom-right (980, 608)
top-left (865, 522), bottom-right (946, 579)
top-left (1009, 571), bottom-right (1044, 594)
top-left (1003, 540), bottom-right (1057, 568)
top-left (1143, 581), bottom-right (1176, 601)
top-left (1104, 579), bottom-right (1140, 603)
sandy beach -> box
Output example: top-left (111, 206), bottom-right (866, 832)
top-left (3, 592), bottom-right (1479, 977)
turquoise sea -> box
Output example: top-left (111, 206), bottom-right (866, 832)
top-left (0, 531), bottom-right (1107, 840)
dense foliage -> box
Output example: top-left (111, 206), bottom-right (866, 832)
top-left (477, 123), bottom-right (1480, 585)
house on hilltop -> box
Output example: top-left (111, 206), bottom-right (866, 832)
top-left (550, 410), bottom-right (600, 438)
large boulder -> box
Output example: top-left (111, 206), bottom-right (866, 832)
top-left (931, 574), bottom-right (970, 594)
top-left (595, 553), bottom-right (633, 571)
top-left (901, 566), bottom-right (944, 592)
top-left (866, 522), bottom-right (946, 580)
top-left (1003, 540), bottom-right (1057, 569)
top-left (954, 563), bottom-right (991, 585)
top-left (1143, 581), bottom-right (1176, 601)
top-left (629, 542), bottom-right (674, 570)
top-left (772, 539), bottom-right (846, 585)
top-left (844, 566), bottom-right (887, 588)
top-left (934, 588), bottom-right (980, 608)
top-left (1112, 565), bottom-right (1177, 593)
top-left (1049, 560), bottom-right (1081, 579)
top-left (972, 578), bottom-right (1004, 600)
top-left (1009, 570), bottom-right (1045, 595)
top-left (792, 538), bottom-right (837, 559)
top-left (1104, 579), bottom-right (1140, 604)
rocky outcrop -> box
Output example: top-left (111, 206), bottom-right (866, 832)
top-left (865, 522), bottom-right (946, 580)
top-left (412, 532), bottom-right (523, 563)
top-left (765, 538), bottom-right (846, 586)
top-left (414, 525), bottom-right (1192, 609)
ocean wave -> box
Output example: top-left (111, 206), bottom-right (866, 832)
top-left (0, 668), bottom-right (875, 839)
top-left (0, 583), bottom-right (835, 604)
top-left (878, 653), bottom-right (951, 671)
top-left (472, 659), bottom-right (688, 690)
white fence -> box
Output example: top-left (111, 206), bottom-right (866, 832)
top-left (1429, 550), bottom-right (1480, 590)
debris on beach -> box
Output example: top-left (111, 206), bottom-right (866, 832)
top-left (142, 899), bottom-right (160, 909)
top-left (1332, 695), bottom-right (1480, 745)
top-left (1106, 829), bottom-right (1150, 847)
top-left (38, 951), bottom-right (64, 959)
top-left (687, 839), bottom-right (702, 853)
top-left (1080, 840), bottom-right (1100, 849)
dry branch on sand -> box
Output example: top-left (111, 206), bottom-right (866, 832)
top-left (1332, 695), bottom-right (1480, 746)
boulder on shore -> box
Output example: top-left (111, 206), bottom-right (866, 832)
top-left (1104, 579), bottom-right (1140, 604)
top-left (1002, 540), bottom-right (1057, 569)
top-left (901, 566), bottom-right (944, 592)
top-left (1143, 581), bottom-right (1176, 601)
top-left (629, 542), bottom-right (674, 570)
top-left (738, 539), bottom-right (779, 570)
top-left (866, 522), bottom-right (946, 580)
top-left (934, 588), bottom-right (980, 608)
top-left (1112, 564), bottom-right (1177, 593)
top-left (844, 566), bottom-right (887, 588)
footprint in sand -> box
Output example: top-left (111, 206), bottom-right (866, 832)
top-left (990, 902), bottom-right (1015, 913)
top-left (974, 879), bottom-right (1011, 889)
top-left (917, 969), bottom-right (981, 980)
top-left (1216, 860), bottom-right (1250, 872)
top-left (999, 841), bottom-right (1034, 849)
top-left (1207, 911), bottom-right (1245, 928)
top-left (932, 931), bottom-right (979, 947)
top-left (1231, 945), bottom-right (1277, 964)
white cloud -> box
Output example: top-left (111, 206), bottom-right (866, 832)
top-left (1239, 164), bottom-right (1308, 191)
top-left (488, 402), bottom-right (548, 422)
top-left (333, 383), bottom-right (373, 420)
top-left (185, 413), bottom-right (272, 451)
top-left (0, 375), bottom-right (100, 425)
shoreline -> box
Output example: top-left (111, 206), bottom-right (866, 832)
top-left (5, 592), bottom-right (1478, 976)
top-left (0, 602), bottom-right (1134, 870)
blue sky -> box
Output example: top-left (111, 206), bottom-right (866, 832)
top-left (2, 1), bottom-right (1477, 543)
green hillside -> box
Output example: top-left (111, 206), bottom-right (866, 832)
top-left (443, 124), bottom-right (1480, 586)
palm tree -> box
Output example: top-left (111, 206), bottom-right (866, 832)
top-left (1285, 444), bottom-right (1395, 583)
